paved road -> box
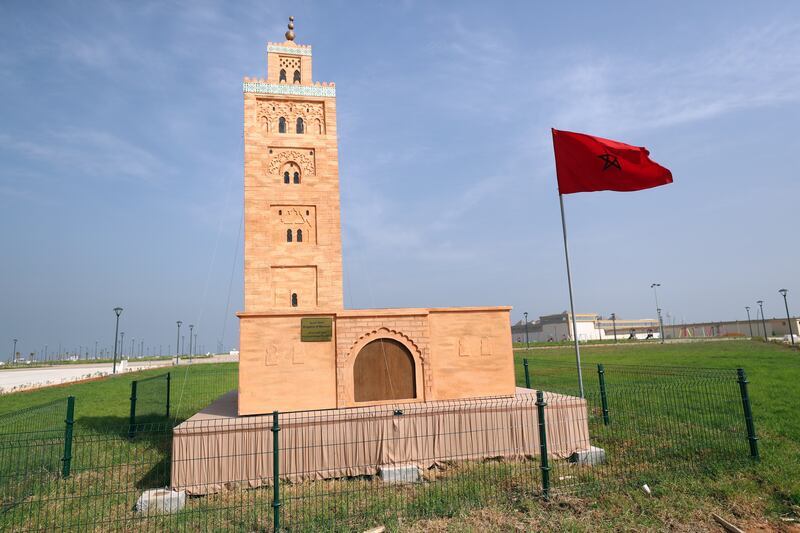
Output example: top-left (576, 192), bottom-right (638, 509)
top-left (0, 354), bottom-right (238, 393)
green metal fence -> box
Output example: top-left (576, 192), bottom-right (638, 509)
top-left (0, 397), bottom-right (73, 515)
top-left (0, 363), bottom-right (757, 531)
top-left (128, 373), bottom-right (170, 438)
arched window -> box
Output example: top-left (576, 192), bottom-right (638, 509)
top-left (283, 171), bottom-right (290, 184)
top-left (293, 70), bottom-right (301, 83)
top-left (315, 118), bottom-right (323, 134)
top-left (297, 229), bottom-right (303, 242)
top-left (278, 117), bottom-right (286, 133)
top-left (296, 117), bottom-right (304, 134)
top-left (291, 293), bottom-right (298, 307)
top-left (286, 229), bottom-right (292, 242)
top-left (279, 69), bottom-right (287, 83)
top-left (293, 172), bottom-right (300, 184)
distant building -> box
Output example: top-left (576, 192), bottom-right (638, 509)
top-left (511, 313), bottom-right (800, 342)
top-left (511, 312), bottom-right (660, 342)
top-left (661, 317), bottom-right (799, 339)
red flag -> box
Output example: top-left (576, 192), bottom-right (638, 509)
top-left (552, 128), bottom-right (673, 194)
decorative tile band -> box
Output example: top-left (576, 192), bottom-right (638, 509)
top-left (243, 82), bottom-right (336, 97)
top-left (267, 44), bottom-right (312, 56)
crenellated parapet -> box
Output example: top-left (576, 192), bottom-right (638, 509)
top-left (242, 78), bottom-right (336, 97)
top-left (267, 42), bottom-right (313, 56)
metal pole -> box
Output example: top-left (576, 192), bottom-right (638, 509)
top-left (61, 396), bottom-right (75, 478)
top-left (166, 372), bottom-right (171, 417)
top-left (112, 308), bottom-right (122, 374)
top-left (12, 338), bottom-right (17, 363)
top-left (736, 368), bottom-right (759, 461)
top-left (745, 306), bottom-right (753, 337)
top-left (757, 301), bottom-right (767, 341)
top-left (611, 313), bottom-right (617, 343)
top-left (651, 283), bottom-right (665, 343)
top-left (272, 411), bottom-right (281, 531)
top-left (523, 358), bottom-right (531, 389)
top-left (558, 194), bottom-right (585, 398)
top-left (176, 321), bottom-right (182, 365)
top-left (598, 364), bottom-right (610, 425)
top-left (188, 325), bottom-right (193, 361)
top-left (523, 312), bottom-right (530, 350)
top-left (535, 391), bottom-right (550, 499)
top-left (128, 380), bottom-right (138, 440)
top-left (780, 289), bottom-right (795, 345)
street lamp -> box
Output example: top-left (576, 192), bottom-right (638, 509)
top-left (176, 321), bottom-right (182, 365)
top-left (119, 331), bottom-right (125, 360)
top-left (757, 300), bottom-right (768, 342)
top-left (523, 312), bottom-right (529, 350)
top-left (12, 338), bottom-right (17, 363)
top-left (651, 283), bottom-right (665, 343)
top-left (779, 289), bottom-right (795, 346)
top-left (611, 313), bottom-right (617, 343)
top-left (112, 307), bottom-right (123, 373)
top-left (189, 324), bottom-right (195, 362)
top-left (745, 306), bottom-right (753, 337)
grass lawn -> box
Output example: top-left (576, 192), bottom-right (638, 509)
top-left (0, 340), bottom-right (798, 531)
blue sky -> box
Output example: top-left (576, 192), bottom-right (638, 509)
top-left (2, 1), bottom-right (799, 358)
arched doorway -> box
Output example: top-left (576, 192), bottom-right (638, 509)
top-left (353, 338), bottom-right (416, 402)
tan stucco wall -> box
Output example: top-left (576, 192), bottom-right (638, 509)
top-left (237, 307), bottom-right (514, 415)
top-left (238, 313), bottom-right (337, 415)
top-left (428, 309), bottom-right (516, 400)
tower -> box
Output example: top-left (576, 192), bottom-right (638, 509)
top-left (237, 18), bottom-right (514, 416)
top-left (242, 17), bottom-right (343, 313)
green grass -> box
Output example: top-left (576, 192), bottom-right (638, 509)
top-left (0, 362), bottom-right (237, 423)
top-left (0, 340), bottom-right (798, 531)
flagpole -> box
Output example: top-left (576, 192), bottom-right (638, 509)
top-left (558, 193), bottom-right (585, 398)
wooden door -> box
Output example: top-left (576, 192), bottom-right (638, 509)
top-left (353, 338), bottom-right (416, 402)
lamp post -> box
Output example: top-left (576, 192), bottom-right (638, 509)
top-left (523, 312), bottom-right (529, 349)
top-left (651, 283), bottom-right (665, 343)
top-left (745, 306), bottom-right (753, 337)
top-left (176, 321), bottom-right (182, 365)
top-left (188, 324), bottom-right (195, 362)
top-left (757, 300), bottom-right (768, 341)
top-left (779, 289), bottom-right (795, 346)
top-left (611, 313), bottom-right (617, 343)
top-left (12, 338), bottom-right (17, 363)
top-left (112, 307), bottom-right (123, 373)
top-left (119, 332), bottom-right (125, 360)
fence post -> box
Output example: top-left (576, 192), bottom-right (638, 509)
top-left (736, 368), bottom-right (759, 461)
top-left (536, 391), bottom-right (550, 499)
top-left (523, 358), bottom-right (531, 389)
top-left (598, 364), bottom-right (610, 426)
top-left (166, 372), bottom-right (171, 418)
top-left (61, 396), bottom-right (75, 479)
top-left (272, 410), bottom-right (281, 531)
top-left (128, 380), bottom-right (138, 440)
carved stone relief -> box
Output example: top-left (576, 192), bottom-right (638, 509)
top-left (257, 99), bottom-right (326, 135)
top-left (268, 149), bottom-right (315, 177)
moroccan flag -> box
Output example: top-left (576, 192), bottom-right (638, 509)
top-left (552, 128), bottom-right (673, 194)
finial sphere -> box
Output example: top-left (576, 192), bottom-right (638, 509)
top-left (285, 16), bottom-right (296, 40)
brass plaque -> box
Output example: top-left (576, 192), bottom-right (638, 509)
top-left (301, 317), bottom-right (333, 342)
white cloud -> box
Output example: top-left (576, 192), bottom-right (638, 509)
top-left (0, 128), bottom-right (173, 185)
top-left (542, 21), bottom-right (800, 135)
